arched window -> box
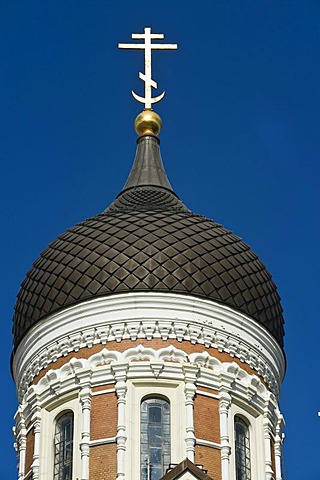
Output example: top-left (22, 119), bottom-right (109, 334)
top-left (140, 397), bottom-right (170, 480)
top-left (234, 416), bottom-right (251, 480)
top-left (54, 411), bottom-right (74, 480)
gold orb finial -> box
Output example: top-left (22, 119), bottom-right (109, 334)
top-left (134, 109), bottom-right (162, 136)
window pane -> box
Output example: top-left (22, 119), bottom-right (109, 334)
top-left (234, 416), bottom-right (251, 480)
top-left (141, 398), bottom-right (170, 480)
top-left (150, 447), bottom-right (162, 463)
top-left (149, 406), bottom-right (162, 423)
top-left (149, 426), bottom-right (162, 444)
top-left (151, 466), bottom-right (162, 480)
top-left (54, 412), bottom-right (74, 480)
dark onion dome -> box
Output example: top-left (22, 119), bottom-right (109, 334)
top-left (13, 134), bottom-right (284, 350)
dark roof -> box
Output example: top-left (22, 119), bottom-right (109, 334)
top-left (161, 458), bottom-right (213, 480)
top-left (12, 135), bottom-right (284, 351)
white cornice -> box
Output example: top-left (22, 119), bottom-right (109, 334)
top-left (26, 345), bottom-right (271, 410)
top-left (12, 293), bottom-right (285, 400)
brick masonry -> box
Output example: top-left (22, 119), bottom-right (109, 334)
top-left (91, 392), bottom-right (118, 441)
top-left (194, 393), bottom-right (220, 444)
top-left (25, 427), bottom-right (34, 475)
top-left (89, 443), bottom-right (117, 480)
top-left (195, 445), bottom-right (221, 480)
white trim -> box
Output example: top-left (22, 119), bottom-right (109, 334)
top-left (79, 386), bottom-right (92, 480)
top-left (90, 436), bottom-right (117, 446)
top-left (14, 407), bottom-right (26, 480)
top-left (195, 438), bottom-right (222, 449)
top-left (219, 391), bottom-right (231, 480)
top-left (12, 293), bottom-right (285, 400)
top-left (274, 410), bottom-right (284, 480)
top-left (39, 395), bottom-right (82, 480)
top-left (196, 389), bottom-right (220, 400)
top-left (92, 388), bottom-right (116, 396)
top-left (184, 365), bottom-right (197, 461)
top-left (113, 364), bottom-right (128, 480)
top-left (125, 379), bottom-right (186, 480)
top-left (26, 424), bottom-right (33, 435)
top-left (229, 404), bottom-right (264, 480)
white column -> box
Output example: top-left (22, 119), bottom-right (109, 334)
top-left (274, 414), bottom-right (284, 480)
top-left (112, 363), bottom-right (128, 480)
top-left (14, 406), bottom-right (26, 480)
top-left (183, 365), bottom-right (198, 461)
top-left (80, 386), bottom-right (92, 480)
top-left (263, 405), bottom-right (274, 480)
top-left (219, 391), bottom-right (231, 480)
top-left (31, 405), bottom-right (41, 480)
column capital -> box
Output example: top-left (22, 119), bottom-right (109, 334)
top-left (183, 364), bottom-right (199, 380)
top-left (80, 389), bottom-right (92, 411)
top-left (219, 390), bottom-right (231, 412)
top-left (111, 362), bottom-right (128, 381)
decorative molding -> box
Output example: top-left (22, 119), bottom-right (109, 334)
top-left (14, 407), bottom-right (27, 480)
top-left (31, 405), bottom-right (41, 480)
top-left (125, 378), bottom-right (186, 480)
top-left (183, 365), bottom-right (198, 461)
top-left (79, 386), bottom-right (92, 480)
top-left (195, 438), bottom-right (222, 450)
top-left (12, 293), bottom-right (285, 401)
top-left (90, 437), bottom-right (117, 447)
top-left (14, 345), bottom-right (285, 480)
top-left (274, 412), bottom-right (284, 480)
top-left (229, 403), bottom-right (267, 479)
top-left (22, 345), bottom-right (271, 416)
top-left (113, 364), bottom-right (128, 480)
top-left (36, 394), bottom-right (82, 480)
top-left (195, 389), bottom-right (219, 400)
top-left (263, 401), bottom-right (274, 480)
top-left (92, 388), bottom-right (116, 396)
top-left (219, 391), bottom-right (231, 480)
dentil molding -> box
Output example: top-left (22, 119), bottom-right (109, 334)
top-left (12, 293), bottom-right (285, 400)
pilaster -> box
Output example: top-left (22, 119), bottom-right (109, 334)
top-left (79, 383), bottom-right (92, 480)
top-left (31, 404), bottom-right (41, 480)
top-left (183, 364), bottom-right (198, 461)
top-left (274, 412), bottom-right (284, 480)
top-left (14, 406), bottom-right (27, 480)
top-left (263, 399), bottom-right (275, 480)
top-left (112, 363), bottom-right (128, 480)
top-left (219, 390), bottom-right (231, 480)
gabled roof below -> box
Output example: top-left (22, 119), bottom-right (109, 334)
top-left (160, 458), bottom-right (213, 480)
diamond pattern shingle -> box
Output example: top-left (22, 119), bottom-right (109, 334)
top-left (13, 184), bottom-right (284, 350)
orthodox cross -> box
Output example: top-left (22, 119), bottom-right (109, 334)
top-left (118, 27), bottom-right (177, 109)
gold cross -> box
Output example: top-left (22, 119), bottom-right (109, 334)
top-left (118, 27), bottom-right (177, 109)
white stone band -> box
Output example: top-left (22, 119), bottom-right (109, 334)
top-left (12, 293), bottom-right (285, 399)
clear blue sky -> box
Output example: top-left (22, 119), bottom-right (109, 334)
top-left (1, 1), bottom-right (319, 478)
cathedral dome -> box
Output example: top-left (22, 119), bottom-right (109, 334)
top-left (13, 135), bottom-right (284, 350)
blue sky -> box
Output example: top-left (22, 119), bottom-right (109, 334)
top-left (1, 1), bottom-right (319, 478)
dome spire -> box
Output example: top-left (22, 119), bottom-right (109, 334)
top-left (121, 134), bottom-right (173, 192)
top-left (118, 27), bottom-right (178, 193)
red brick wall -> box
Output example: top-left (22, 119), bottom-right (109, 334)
top-left (91, 392), bottom-right (117, 440)
top-left (194, 393), bottom-right (220, 444)
top-left (195, 445), bottom-right (221, 480)
top-left (89, 444), bottom-right (117, 480)
top-left (25, 427), bottom-right (34, 474)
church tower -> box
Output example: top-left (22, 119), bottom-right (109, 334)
top-left (11, 28), bottom-right (285, 480)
